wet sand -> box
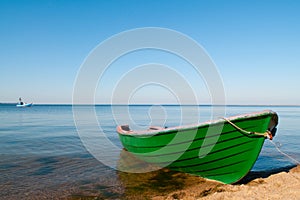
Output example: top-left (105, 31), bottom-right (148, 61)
top-left (150, 165), bottom-right (300, 200)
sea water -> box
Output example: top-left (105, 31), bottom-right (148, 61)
top-left (0, 104), bottom-right (299, 198)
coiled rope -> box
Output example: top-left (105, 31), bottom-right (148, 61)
top-left (222, 117), bottom-right (273, 140)
top-left (222, 117), bottom-right (300, 165)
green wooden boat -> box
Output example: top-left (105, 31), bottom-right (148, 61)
top-left (117, 110), bottom-right (278, 184)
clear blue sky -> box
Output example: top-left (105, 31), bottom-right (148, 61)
top-left (1, 0), bottom-right (299, 105)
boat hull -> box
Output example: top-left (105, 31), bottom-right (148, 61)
top-left (117, 110), bottom-right (278, 184)
top-left (16, 103), bottom-right (33, 107)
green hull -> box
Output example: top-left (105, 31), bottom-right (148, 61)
top-left (117, 110), bottom-right (278, 184)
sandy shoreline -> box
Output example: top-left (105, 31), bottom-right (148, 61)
top-left (150, 165), bottom-right (300, 200)
top-left (2, 150), bottom-right (298, 200)
top-left (116, 150), bottom-right (300, 200)
top-left (2, 165), bottom-right (299, 199)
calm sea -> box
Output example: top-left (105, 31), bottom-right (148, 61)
top-left (0, 104), bottom-right (299, 199)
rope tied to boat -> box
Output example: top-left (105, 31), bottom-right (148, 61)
top-left (269, 140), bottom-right (300, 165)
top-left (222, 117), bottom-right (273, 140)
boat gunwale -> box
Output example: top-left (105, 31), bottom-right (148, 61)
top-left (117, 109), bottom-right (276, 136)
top-left (121, 125), bottom-right (257, 149)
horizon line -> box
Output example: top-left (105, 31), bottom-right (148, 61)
top-left (1, 102), bottom-right (300, 107)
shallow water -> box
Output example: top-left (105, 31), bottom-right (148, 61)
top-left (0, 104), bottom-right (299, 199)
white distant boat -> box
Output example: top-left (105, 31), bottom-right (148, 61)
top-left (16, 97), bottom-right (33, 108)
top-left (16, 103), bottom-right (33, 108)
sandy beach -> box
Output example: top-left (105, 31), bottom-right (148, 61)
top-left (23, 163), bottom-right (298, 199)
top-left (148, 165), bottom-right (300, 200)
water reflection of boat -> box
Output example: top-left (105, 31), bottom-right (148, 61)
top-left (117, 110), bottom-right (279, 184)
top-left (117, 148), bottom-right (160, 173)
top-left (117, 148), bottom-right (210, 199)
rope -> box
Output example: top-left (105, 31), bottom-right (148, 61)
top-left (222, 117), bottom-right (273, 140)
top-left (270, 140), bottom-right (300, 165)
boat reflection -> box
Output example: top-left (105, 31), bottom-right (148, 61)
top-left (116, 148), bottom-right (219, 199)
